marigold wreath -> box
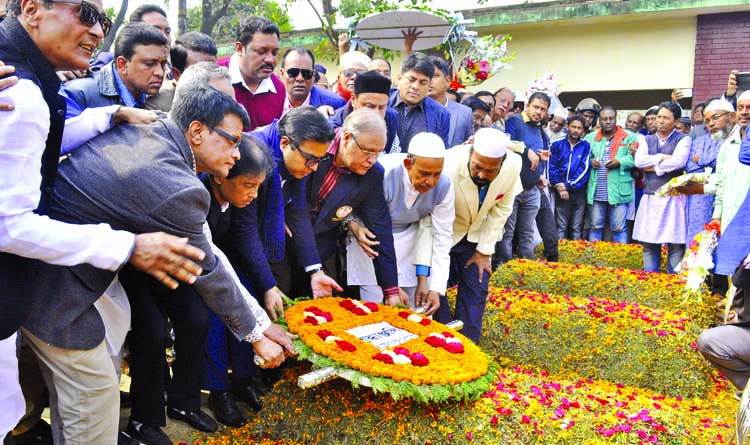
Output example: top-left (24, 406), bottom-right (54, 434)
top-left (285, 297), bottom-right (498, 402)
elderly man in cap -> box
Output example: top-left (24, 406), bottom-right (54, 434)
top-left (331, 70), bottom-right (401, 153)
top-left (434, 128), bottom-right (523, 342)
top-left (347, 132), bottom-right (454, 315)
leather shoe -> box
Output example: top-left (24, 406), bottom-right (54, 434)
top-left (230, 381), bottom-right (263, 412)
top-left (125, 420), bottom-right (171, 445)
top-left (208, 391), bottom-right (247, 427)
top-left (166, 407), bottom-right (218, 433)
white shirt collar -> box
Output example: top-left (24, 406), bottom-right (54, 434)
top-left (228, 54), bottom-right (277, 94)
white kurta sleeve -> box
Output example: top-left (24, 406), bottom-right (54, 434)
top-left (428, 181), bottom-right (455, 295)
top-left (61, 105), bottom-right (120, 154)
top-left (0, 80), bottom-right (134, 271)
top-left (654, 136), bottom-right (690, 176)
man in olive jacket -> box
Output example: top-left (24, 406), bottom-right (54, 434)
top-left (584, 106), bottom-right (637, 244)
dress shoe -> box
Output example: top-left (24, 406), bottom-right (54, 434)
top-left (230, 381), bottom-right (263, 412)
top-left (124, 420), bottom-right (171, 445)
top-left (166, 407), bottom-right (218, 433)
top-left (117, 431), bottom-right (138, 445)
top-left (208, 391), bottom-right (247, 427)
top-left (12, 419), bottom-right (53, 445)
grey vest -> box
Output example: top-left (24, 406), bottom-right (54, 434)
top-left (643, 131), bottom-right (687, 194)
top-left (384, 163), bottom-right (451, 233)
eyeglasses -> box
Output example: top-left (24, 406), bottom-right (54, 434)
top-left (288, 138), bottom-right (330, 168)
top-left (210, 126), bottom-right (241, 148)
top-left (52, 0), bottom-right (112, 36)
top-left (350, 133), bottom-right (382, 157)
top-left (705, 112), bottom-right (729, 124)
top-left (286, 68), bottom-right (315, 80)
top-left (342, 69), bottom-right (365, 78)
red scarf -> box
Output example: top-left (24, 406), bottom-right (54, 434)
top-left (594, 126), bottom-right (629, 161)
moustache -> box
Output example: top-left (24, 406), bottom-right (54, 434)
top-left (471, 176), bottom-right (490, 187)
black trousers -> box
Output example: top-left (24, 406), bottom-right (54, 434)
top-left (119, 270), bottom-right (210, 427)
top-left (536, 190), bottom-right (559, 262)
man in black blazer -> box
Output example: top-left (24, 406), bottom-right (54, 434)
top-left (307, 109), bottom-right (403, 304)
top-left (32, 86), bottom-right (287, 444)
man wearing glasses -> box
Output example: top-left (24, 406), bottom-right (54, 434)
top-left (251, 106), bottom-right (343, 299)
top-left (219, 16), bottom-right (285, 131)
top-left (307, 109), bottom-right (404, 305)
top-left (0, 0), bottom-right (206, 442)
top-left (279, 46), bottom-right (344, 116)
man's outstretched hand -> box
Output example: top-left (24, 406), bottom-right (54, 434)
top-left (128, 233), bottom-right (205, 289)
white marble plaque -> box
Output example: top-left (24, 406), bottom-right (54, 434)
top-left (346, 322), bottom-right (418, 349)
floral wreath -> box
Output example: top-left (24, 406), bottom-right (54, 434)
top-left (285, 297), bottom-right (498, 402)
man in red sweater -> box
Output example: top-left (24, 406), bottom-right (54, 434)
top-left (218, 17), bottom-right (285, 131)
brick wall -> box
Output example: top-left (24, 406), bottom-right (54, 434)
top-left (693, 12), bottom-right (750, 107)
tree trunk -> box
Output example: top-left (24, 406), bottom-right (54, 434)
top-left (99, 0), bottom-right (128, 53)
top-left (177, 0), bottom-right (187, 36)
top-left (201, 0), bottom-right (233, 37)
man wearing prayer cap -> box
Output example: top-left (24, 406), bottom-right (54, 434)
top-left (433, 128), bottom-right (523, 342)
top-left (331, 70), bottom-right (401, 153)
top-left (546, 104), bottom-right (568, 142)
top-left (347, 132), bottom-right (454, 314)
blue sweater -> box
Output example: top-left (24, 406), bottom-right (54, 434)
top-left (505, 113), bottom-right (550, 190)
top-left (548, 137), bottom-right (592, 193)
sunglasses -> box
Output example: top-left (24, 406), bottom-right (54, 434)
top-left (52, 0), bottom-right (112, 36)
top-left (342, 69), bottom-right (365, 78)
top-left (210, 126), bottom-right (241, 148)
top-left (288, 138), bottom-right (330, 168)
top-left (286, 68), bottom-right (315, 80)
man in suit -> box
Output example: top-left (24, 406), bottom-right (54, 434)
top-left (428, 56), bottom-right (472, 148)
top-left (63, 22), bottom-right (168, 116)
top-left (307, 108), bottom-right (404, 304)
top-left (279, 46), bottom-right (345, 116)
top-left (38, 86), bottom-right (287, 444)
top-left (388, 52), bottom-right (451, 148)
top-left (434, 128), bottom-right (523, 342)
top-left (0, 2), bottom-right (206, 442)
top-left (331, 70), bottom-right (401, 154)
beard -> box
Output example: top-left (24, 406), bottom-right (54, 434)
top-left (471, 176), bottom-right (490, 187)
top-left (710, 127), bottom-right (730, 141)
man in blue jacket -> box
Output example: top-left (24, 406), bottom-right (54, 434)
top-left (279, 46), bottom-right (344, 116)
top-left (549, 115), bottom-right (591, 240)
top-left (388, 52), bottom-right (450, 148)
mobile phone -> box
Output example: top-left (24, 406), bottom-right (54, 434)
top-left (736, 72), bottom-right (750, 94)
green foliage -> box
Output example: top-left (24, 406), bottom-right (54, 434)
top-left (186, 0), bottom-right (291, 41)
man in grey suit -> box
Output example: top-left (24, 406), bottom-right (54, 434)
top-left (429, 56), bottom-right (473, 148)
top-left (23, 85), bottom-right (287, 444)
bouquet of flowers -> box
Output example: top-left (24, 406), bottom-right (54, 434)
top-left (676, 220), bottom-right (721, 304)
top-left (526, 72), bottom-right (561, 99)
top-left (452, 35), bottom-right (513, 88)
top-left (655, 171), bottom-right (713, 197)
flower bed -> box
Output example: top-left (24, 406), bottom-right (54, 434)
top-left (534, 240), bottom-right (669, 271)
top-left (187, 361), bottom-right (734, 445)
top-left (492, 259), bottom-right (714, 328)
top-left (476, 287), bottom-right (714, 398)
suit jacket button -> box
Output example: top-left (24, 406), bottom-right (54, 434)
top-left (57, 109), bottom-right (65, 117)
top-left (45, 186), bottom-right (52, 193)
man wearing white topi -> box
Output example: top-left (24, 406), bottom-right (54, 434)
top-left (347, 132), bottom-right (454, 316)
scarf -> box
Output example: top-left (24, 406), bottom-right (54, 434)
top-left (594, 126), bottom-right (629, 161)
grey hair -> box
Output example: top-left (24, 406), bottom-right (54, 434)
top-left (174, 62), bottom-right (231, 103)
top-left (341, 108), bottom-right (386, 140)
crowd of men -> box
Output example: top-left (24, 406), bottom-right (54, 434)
top-left (1, 1), bottom-right (750, 444)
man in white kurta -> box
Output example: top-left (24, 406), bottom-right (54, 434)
top-left (433, 128), bottom-right (523, 342)
top-left (347, 133), bottom-right (454, 315)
